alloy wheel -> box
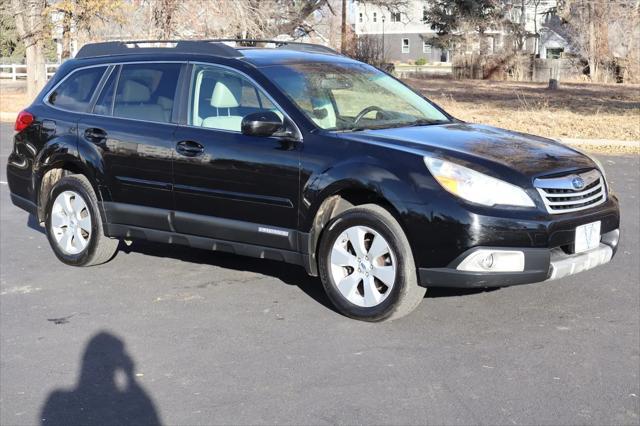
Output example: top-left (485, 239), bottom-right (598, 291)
top-left (50, 190), bottom-right (92, 255)
top-left (329, 225), bottom-right (397, 307)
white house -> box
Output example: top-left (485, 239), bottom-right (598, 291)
top-left (354, 0), bottom-right (569, 63)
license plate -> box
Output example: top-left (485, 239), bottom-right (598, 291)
top-left (574, 221), bottom-right (601, 253)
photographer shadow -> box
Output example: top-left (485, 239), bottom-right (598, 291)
top-left (40, 332), bottom-right (161, 426)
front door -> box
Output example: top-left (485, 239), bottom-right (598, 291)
top-left (172, 63), bottom-right (301, 250)
top-left (78, 62), bottom-right (183, 230)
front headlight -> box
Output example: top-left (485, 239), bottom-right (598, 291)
top-left (424, 157), bottom-right (535, 207)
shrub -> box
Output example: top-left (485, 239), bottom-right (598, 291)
top-left (415, 58), bottom-right (427, 66)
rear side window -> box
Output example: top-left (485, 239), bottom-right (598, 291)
top-left (48, 66), bottom-right (107, 112)
top-left (112, 63), bottom-right (181, 123)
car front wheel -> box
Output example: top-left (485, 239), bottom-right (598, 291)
top-left (318, 204), bottom-right (426, 321)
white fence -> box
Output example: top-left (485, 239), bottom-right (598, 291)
top-left (0, 64), bottom-right (60, 80)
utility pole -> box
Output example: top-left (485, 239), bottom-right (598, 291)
top-left (341, 0), bottom-right (347, 53)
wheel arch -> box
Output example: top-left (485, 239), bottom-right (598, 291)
top-left (303, 179), bottom-right (408, 276)
top-left (34, 155), bottom-right (102, 224)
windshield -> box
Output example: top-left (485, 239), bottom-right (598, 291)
top-left (259, 62), bottom-right (451, 131)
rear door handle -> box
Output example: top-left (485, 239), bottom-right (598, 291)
top-left (176, 140), bottom-right (205, 157)
top-left (84, 127), bottom-right (107, 142)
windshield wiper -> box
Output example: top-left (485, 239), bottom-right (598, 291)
top-left (339, 119), bottom-right (447, 132)
top-left (406, 118), bottom-right (448, 127)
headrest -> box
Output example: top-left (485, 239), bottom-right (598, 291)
top-left (211, 77), bottom-right (241, 108)
top-left (121, 80), bottom-right (151, 103)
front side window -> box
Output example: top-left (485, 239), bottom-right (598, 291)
top-left (48, 66), bottom-right (107, 112)
top-left (112, 63), bottom-right (181, 123)
top-left (402, 38), bottom-right (410, 53)
top-left (188, 64), bottom-right (282, 132)
top-left (260, 62), bottom-right (450, 132)
top-left (391, 12), bottom-right (401, 22)
top-left (373, 12), bottom-right (377, 22)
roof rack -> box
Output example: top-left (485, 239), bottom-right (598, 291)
top-left (75, 39), bottom-right (340, 59)
top-left (76, 40), bottom-right (243, 59)
top-left (215, 39), bottom-right (340, 55)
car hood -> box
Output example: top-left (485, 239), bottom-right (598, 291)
top-left (337, 122), bottom-right (595, 179)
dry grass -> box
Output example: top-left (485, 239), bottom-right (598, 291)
top-left (0, 91), bottom-right (30, 113)
top-left (404, 78), bottom-right (640, 142)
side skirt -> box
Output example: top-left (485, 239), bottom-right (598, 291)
top-left (105, 223), bottom-right (307, 268)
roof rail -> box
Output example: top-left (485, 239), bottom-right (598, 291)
top-left (75, 38), bottom-right (340, 59)
top-left (75, 40), bottom-right (243, 59)
top-left (214, 39), bottom-right (341, 55)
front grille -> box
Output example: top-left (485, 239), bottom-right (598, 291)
top-left (534, 169), bottom-right (607, 214)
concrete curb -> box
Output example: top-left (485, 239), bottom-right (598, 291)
top-left (559, 138), bottom-right (639, 149)
top-left (558, 138), bottom-right (639, 154)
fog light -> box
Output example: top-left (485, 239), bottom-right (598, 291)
top-left (457, 250), bottom-right (525, 272)
top-left (480, 253), bottom-right (494, 269)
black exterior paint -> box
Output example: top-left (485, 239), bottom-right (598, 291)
top-left (6, 49), bottom-right (620, 287)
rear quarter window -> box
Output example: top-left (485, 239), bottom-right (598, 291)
top-left (48, 66), bottom-right (107, 112)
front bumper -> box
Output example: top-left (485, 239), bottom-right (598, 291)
top-left (418, 228), bottom-right (619, 288)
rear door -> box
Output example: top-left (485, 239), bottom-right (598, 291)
top-left (171, 63), bottom-right (301, 250)
top-left (77, 62), bottom-right (183, 231)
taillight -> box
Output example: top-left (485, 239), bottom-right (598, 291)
top-left (15, 110), bottom-right (34, 132)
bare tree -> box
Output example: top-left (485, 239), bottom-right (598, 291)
top-left (558, 0), bottom-right (639, 81)
top-left (341, 0), bottom-right (347, 53)
top-left (11, 0), bottom-right (48, 99)
top-left (50, 0), bottom-right (127, 59)
top-left (152, 0), bottom-right (179, 39)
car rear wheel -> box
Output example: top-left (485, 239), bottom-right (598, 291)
top-left (45, 175), bottom-right (119, 266)
top-left (318, 204), bottom-right (426, 321)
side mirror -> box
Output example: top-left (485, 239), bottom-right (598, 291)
top-left (241, 111), bottom-right (283, 137)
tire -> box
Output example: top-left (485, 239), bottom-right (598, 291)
top-left (318, 204), bottom-right (426, 321)
top-left (45, 174), bottom-right (119, 266)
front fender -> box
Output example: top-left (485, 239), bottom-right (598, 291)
top-left (302, 160), bottom-right (414, 231)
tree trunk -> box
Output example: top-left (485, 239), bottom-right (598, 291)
top-left (61, 11), bottom-right (72, 60)
top-left (341, 0), bottom-right (347, 53)
top-left (533, 1), bottom-right (539, 56)
top-left (588, 2), bottom-right (597, 80)
top-left (153, 0), bottom-right (178, 39)
top-left (11, 0), bottom-right (47, 100)
top-left (518, 0), bottom-right (526, 50)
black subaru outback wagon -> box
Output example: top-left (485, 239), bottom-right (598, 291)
top-left (7, 40), bottom-right (620, 321)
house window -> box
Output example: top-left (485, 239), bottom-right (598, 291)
top-left (422, 6), bottom-right (428, 23)
top-left (373, 12), bottom-right (377, 23)
top-left (402, 38), bottom-right (410, 54)
top-left (423, 41), bottom-right (432, 54)
top-left (390, 12), bottom-right (401, 22)
top-left (546, 48), bottom-right (564, 59)
top-left (359, 13), bottom-right (363, 23)
top-left (440, 50), bottom-right (449, 63)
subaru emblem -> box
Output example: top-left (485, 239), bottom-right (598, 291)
top-left (572, 177), bottom-right (585, 189)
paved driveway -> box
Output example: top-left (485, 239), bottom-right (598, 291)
top-left (1, 122), bottom-right (638, 425)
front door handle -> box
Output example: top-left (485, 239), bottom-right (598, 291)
top-left (84, 127), bottom-right (107, 143)
top-left (176, 140), bottom-right (204, 157)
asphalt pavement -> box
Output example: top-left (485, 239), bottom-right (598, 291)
top-left (1, 122), bottom-right (639, 425)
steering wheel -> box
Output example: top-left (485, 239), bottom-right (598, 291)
top-left (353, 106), bottom-right (386, 125)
